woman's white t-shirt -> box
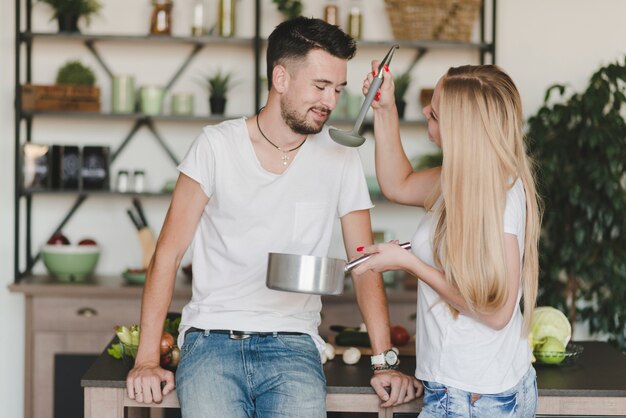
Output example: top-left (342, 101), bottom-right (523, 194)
top-left (176, 118), bottom-right (372, 350)
top-left (411, 179), bottom-right (531, 394)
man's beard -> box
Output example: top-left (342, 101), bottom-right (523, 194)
top-left (280, 98), bottom-right (331, 135)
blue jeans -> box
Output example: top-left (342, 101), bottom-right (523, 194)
top-left (419, 366), bottom-right (537, 418)
top-left (175, 330), bottom-right (326, 418)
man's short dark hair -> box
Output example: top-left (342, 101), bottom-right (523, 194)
top-left (266, 16), bottom-right (357, 89)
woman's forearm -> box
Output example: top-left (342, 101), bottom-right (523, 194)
top-left (372, 107), bottom-right (414, 202)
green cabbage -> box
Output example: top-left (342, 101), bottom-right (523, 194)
top-left (530, 306), bottom-right (571, 348)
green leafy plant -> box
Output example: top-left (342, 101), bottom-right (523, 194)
top-left (393, 72), bottom-right (412, 103)
top-left (411, 150), bottom-right (442, 170)
top-left (203, 69), bottom-right (236, 98)
top-left (526, 57), bottom-right (626, 351)
top-left (272, 0), bottom-right (303, 20)
top-left (55, 60), bottom-right (96, 85)
top-left (40, 0), bottom-right (102, 25)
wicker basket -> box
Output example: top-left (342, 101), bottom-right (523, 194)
top-left (384, 0), bottom-right (482, 42)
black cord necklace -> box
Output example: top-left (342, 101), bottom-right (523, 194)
top-left (256, 108), bottom-right (307, 166)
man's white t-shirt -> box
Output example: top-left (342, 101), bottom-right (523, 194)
top-left (411, 179), bottom-right (531, 394)
top-left (176, 118), bottom-right (372, 350)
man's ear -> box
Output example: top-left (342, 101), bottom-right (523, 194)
top-left (272, 64), bottom-right (289, 94)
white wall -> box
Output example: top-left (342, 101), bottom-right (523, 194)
top-left (2, 0), bottom-right (626, 416)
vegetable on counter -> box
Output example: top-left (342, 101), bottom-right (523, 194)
top-left (107, 317), bottom-right (182, 369)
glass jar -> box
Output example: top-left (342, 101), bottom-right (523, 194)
top-left (116, 170), bottom-right (129, 193)
top-left (324, 2), bottom-right (339, 26)
top-left (218, 0), bottom-right (235, 37)
top-left (150, 0), bottom-right (173, 35)
top-left (132, 170), bottom-right (146, 193)
top-left (191, 0), bottom-right (208, 36)
top-left (347, 4), bottom-right (362, 40)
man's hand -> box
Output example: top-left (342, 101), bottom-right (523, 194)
top-left (370, 370), bottom-right (423, 407)
top-left (126, 362), bottom-right (175, 404)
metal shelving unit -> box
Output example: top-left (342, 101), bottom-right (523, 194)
top-left (13, 0), bottom-right (496, 283)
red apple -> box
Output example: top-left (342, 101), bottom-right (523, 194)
top-left (47, 232), bottom-right (70, 245)
top-left (78, 238), bottom-right (97, 246)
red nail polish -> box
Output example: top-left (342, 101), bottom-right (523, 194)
top-left (357, 246), bottom-right (364, 252)
top-left (372, 70), bottom-right (376, 76)
top-left (374, 92), bottom-right (381, 101)
top-left (384, 64), bottom-right (389, 72)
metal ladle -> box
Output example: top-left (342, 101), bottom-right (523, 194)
top-left (329, 44), bottom-right (400, 147)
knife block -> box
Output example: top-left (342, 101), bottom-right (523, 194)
top-left (137, 227), bottom-right (156, 269)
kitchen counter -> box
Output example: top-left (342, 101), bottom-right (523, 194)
top-left (10, 276), bottom-right (417, 418)
top-left (82, 341), bottom-right (626, 417)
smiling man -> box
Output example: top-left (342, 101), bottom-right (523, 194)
top-left (125, 16), bottom-right (421, 418)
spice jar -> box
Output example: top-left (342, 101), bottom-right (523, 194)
top-left (150, 0), bottom-right (173, 35)
top-left (132, 170), bottom-right (146, 193)
top-left (116, 170), bottom-right (129, 193)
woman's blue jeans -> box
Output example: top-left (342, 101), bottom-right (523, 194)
top-left (175, 330), bottom-right (326, 418)
top-left (418, 366), bottom-right (537, 417)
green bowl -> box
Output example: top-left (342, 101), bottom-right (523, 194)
top-left (42, 245), bottom-right (100, 283)
top-left (122, 269), bottom-right (146, 285)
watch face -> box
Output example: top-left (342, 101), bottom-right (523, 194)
top-left (385, 350), bottom-right (398, 365)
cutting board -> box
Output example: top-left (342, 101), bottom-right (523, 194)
top-left (326, 334), bottom-right (415, 356)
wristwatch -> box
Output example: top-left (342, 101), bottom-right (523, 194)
top-left (370, 347), bottom-right (400, 370)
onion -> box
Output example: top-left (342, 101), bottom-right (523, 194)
top-left (342, 347), bottom-right (361, 365)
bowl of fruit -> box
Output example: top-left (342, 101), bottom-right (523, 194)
top-left (42, 232), bottom-right (100, 283)
top-left (530, 306), bottom-right (583, 366)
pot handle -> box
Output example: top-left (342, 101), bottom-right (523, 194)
top-left (344, 242), bottom-right (411, 272)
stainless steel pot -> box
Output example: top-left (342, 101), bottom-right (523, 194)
top-left (266, 242), bottom-right (411, 295)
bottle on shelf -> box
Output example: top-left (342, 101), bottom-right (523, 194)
top-left (150, 0), bottom-right (173, 35)
top-left (218, 0), bottom-right (236, 37)
top-left (191, 0), bottom-right (208, 36)
top-left (347, 1), bottom-right (362, 40)
top-left (324, 1), bottom-right (340, 26)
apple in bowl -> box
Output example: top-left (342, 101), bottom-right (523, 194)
top-left (47, 232), bottom-right (70, 245)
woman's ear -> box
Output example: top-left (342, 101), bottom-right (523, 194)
top-left (272, 64), bottom-right (289, 94)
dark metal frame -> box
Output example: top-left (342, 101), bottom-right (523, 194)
top-left (13, 0), bottom-right (496, 282)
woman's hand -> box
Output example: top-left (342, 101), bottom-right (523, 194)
top-left (362, 60), bottom-right (396, 111)
top-left (353, 241), bottom-right (414, 275)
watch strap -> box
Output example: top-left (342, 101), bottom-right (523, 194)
top-left (370, 353), bottom-right (386, 365)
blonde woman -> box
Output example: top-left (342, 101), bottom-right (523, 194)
top-left (355, 64), bottom-right (541, 418)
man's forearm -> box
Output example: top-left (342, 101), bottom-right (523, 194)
top-left (352, 270), bottom-right (392, 354)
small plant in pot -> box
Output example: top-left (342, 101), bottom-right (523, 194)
top-left (39, 0), bottom-right (103, 33)
top-left (203, 69), bottom-right (237, 115)
top-left (272, 0), bottom-right (303, 20)
top-left (393, 72), bottom-right (411, 119)
top-left (56, 60), bottom-right (96, 86)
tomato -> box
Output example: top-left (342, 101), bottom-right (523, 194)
top-left (390, 325), bottom-right (411, 346)
top-left (160, 331), bottom-right (175, 355)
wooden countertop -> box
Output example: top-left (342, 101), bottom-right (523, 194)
top-left (82, 341), bottom-right (626, 398)
top-left (8, 274), bottom-right (417, 302)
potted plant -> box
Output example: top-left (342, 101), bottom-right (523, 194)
top-left (56, 60), bottom-right (96, 85)
top-left (526, 57), bottom-right (626, 351)
top-left (272, 0), bottom-right (303, 20)
top-left (40, 0), bottom-right (103, 33)
top-left (393, 72), bottom-right (411, 119)
top-left (203, 69), bottom-right (236, 115)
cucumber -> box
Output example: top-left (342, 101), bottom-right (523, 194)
top-left (334, 331), bottom-right (371, 347)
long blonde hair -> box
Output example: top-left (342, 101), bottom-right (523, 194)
top-left (426, 65), bottom-right (541, 333)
